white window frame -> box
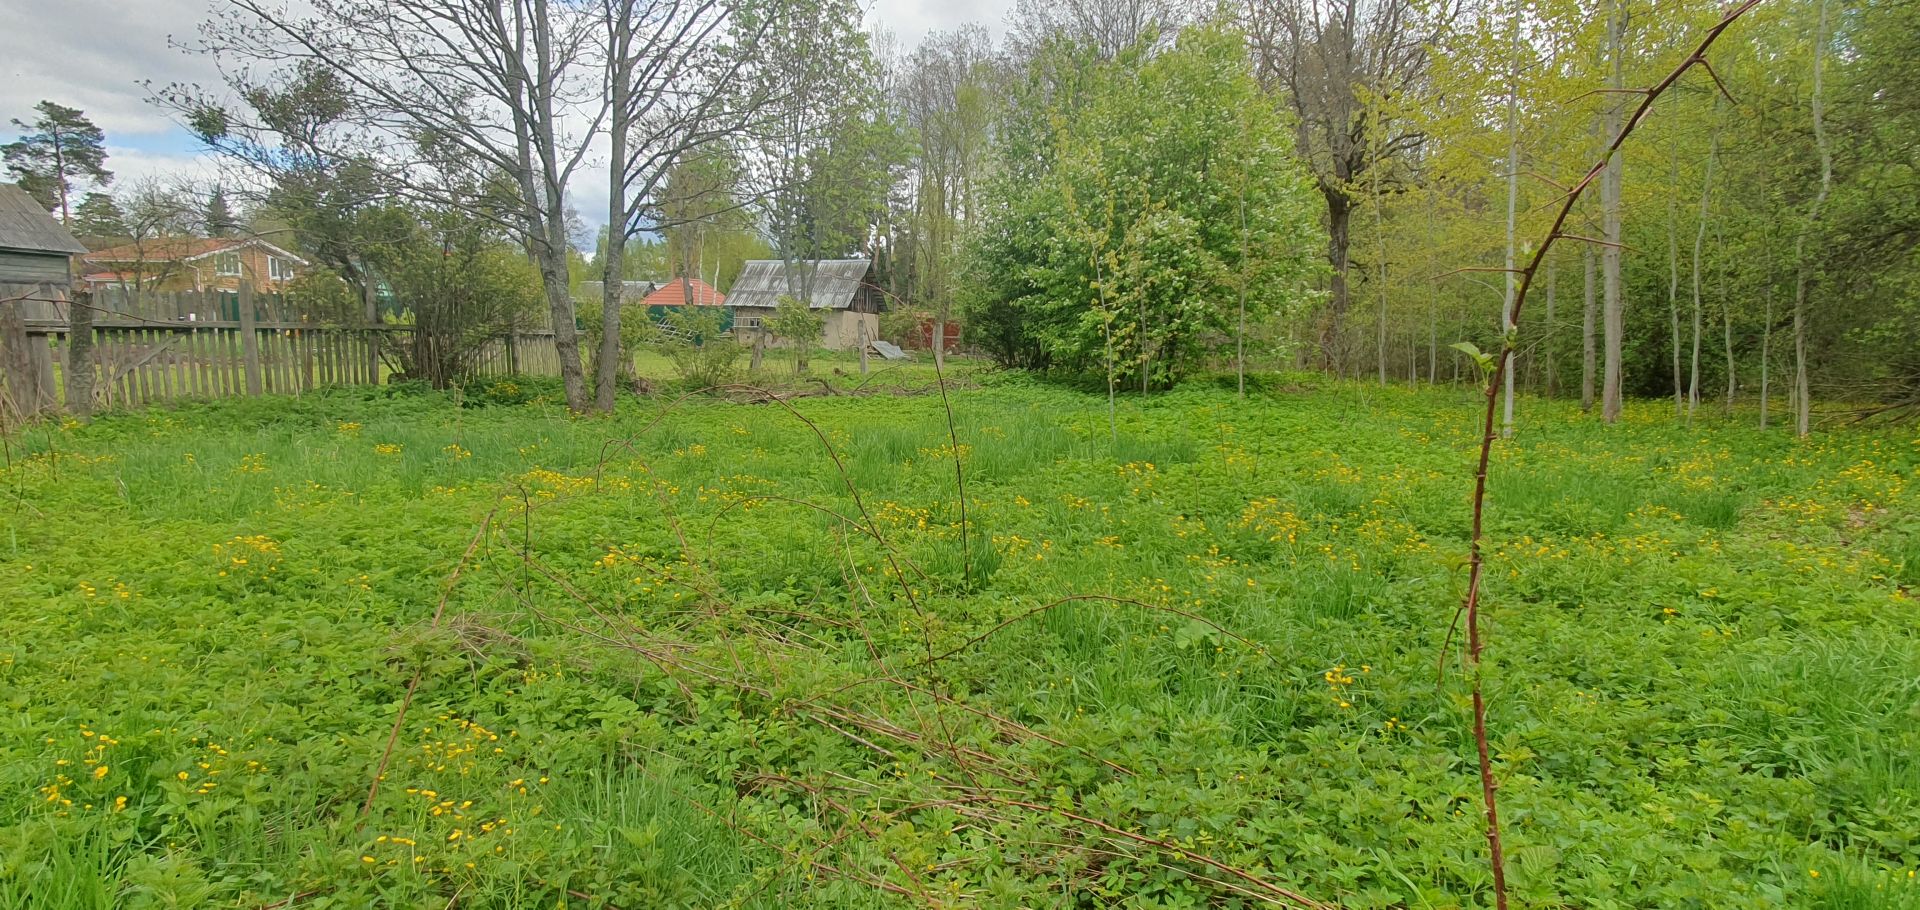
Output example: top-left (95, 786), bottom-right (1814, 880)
top-left (268, 256), bottom-right (294, 281)
top-left (214, 251), bottom-right (243, 277)
top-left (735, 316), bottom-right (762, 330)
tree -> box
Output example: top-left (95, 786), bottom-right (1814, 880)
top-left (1243, 0), bottom-right (1450, 372)
top-left (900, 26), bottom-right (999, 368)
top-left (101, 179), bottom-right (200, 296)
top-left (766, 295), bottom-right (824, 373)
top-left (592, 0), bottom-right (861, 413)
top-left (3, 101), bottom-right (113, 224)
top-left (1790, 0), bottom-right (1831, 437)
top-left (1599, 0), bottom-right (1627, 423)
top-left (71, 192), bottom-right (126, 240)
top-left (157, 62), bottom-right (399, 327)
top-left (204, 185), bottom-right (238, 236)
top-left (965, 25), bottom-right (1323, 386)
top-left (742, 5), bottom-right (899, 315)
top-left (1007, 0), bottom-right (1191, 60)
top-left (188, 0), bottom-right (604, 411)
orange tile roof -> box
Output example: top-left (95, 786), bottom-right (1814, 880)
top-left (640, 277), bottom-right (725, 308)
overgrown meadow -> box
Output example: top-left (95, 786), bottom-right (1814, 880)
top-left (2, 372), bottom-right (1917, 909)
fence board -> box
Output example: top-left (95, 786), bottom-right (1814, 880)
top-left (19, 308), bottom-right (564, 415)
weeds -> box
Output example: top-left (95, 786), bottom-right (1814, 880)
top-left (0, 377), bottom-right (1915, 907)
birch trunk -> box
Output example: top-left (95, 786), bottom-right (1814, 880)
top-left (1791, 0), bottom-right (1832, 438)
top-left (1582, 245), bottom-right (1596, 411)
top-left (1600, 0), bottom-right (1626, 424)
top-left (1500, 10), bottom-right (1520, 436)
top-left (1688, 107), bottom-right (1719, 423)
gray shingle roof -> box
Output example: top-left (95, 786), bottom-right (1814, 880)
top-left (0, 183), bottom-right (88, 255)
top-left (726, 259), bottom-right (872, 310)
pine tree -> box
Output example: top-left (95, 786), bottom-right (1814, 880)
top-left (205, 186), bottom-right (238, 236)
top-left (72, 192), bottom-right (127, 240)
top-left (2, 101), bottom-right (113, 224)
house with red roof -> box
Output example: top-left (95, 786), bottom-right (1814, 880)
top-left (80, 236), bottom-right (307, 295)
top-left (640, 277), bottom-right (724, 308)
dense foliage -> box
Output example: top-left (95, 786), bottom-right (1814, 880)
top-left (964, 26), bottom-right (1324, 385)
top-left (2, 377), bottom-right (1915, 908)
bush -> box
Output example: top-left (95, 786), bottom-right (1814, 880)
top-left (658, 307), bottom-right (740, 389)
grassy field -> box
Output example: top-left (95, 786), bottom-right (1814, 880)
top-left (1, 372), bottom-right (1916, 909)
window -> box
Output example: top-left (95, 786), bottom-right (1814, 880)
top-left (214, 252), bottom-right (242, 277)
top-left (268, 256), bottom-right (294, 281)
top-left (735, 316), bottom-right (761, 330)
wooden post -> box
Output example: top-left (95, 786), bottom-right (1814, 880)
top-left (67, 291), bottom-right (96, 417)
top-left (239, 283), bottom-right (263, 396)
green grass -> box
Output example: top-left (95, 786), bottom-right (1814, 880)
top-left (1, 376), bottom-right (1917, 908)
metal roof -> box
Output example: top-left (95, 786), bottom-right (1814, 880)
top-left (0, 183), bottom-right (88, 255)
top-left (726, 259), bottom-right (873, 310)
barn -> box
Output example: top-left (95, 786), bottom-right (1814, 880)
top-left (725, 258), bottom-right (884, 350)
top-left (0, 182), bottom-right (87, 318)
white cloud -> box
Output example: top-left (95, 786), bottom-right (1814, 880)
top-left (2, 0), bottom-right (1019, 247)
top-left (0, 0), bottom-right (222, 138)
top-left (103, 145), bottom-right (222, 188)
top-left (867, 0), bottom-right (1016, 46)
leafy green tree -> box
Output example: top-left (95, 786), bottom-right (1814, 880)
top-left (3, 101), bottom-right (113, 224)
top-left (964, 25), bottom-right (1324, 387)
top-left (161, 62), bottom-right (400, 321)
top-left (765, 295), bottom-right (825, 374)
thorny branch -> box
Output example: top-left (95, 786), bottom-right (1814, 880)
top-left (1451, 4), bottom-right (1764, 908)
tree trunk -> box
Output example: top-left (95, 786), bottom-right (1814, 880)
top-left (594, 25), bottom-right (632, 415)
top-left (1600, 0), bottom-right (1626, 424)
top-left (1375, 152), bottom-right (1389, 387)
top-left (1321, 188), bottom-right (1352, 373)
top-left (1760, 277), bottom-right (1774, 430)
top-left (1240, 172), bottom-right (1251, 398)
top-left (1792, 0), bottom-right (1832, 438)
top-left (933, 318), bottom-right (947, 371)
top-left (1667, 190), bottom-right (1683, 416)
top-left (1581, 245), bottom-right (1596, 412)
top-left (1544, 261), bottom-right (1557, 398)
top-left (1688, 108), bottom-right (1718, 424)
top-left (1720, 224), bottom-right (1735, 415)
top-left (1500, 16), bottom-right (1520, 434)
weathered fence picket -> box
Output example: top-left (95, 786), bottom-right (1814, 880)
top-left (3, 290), bottom-right (568, 418)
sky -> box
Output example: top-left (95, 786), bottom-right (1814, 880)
top-left (0, 0), bottom-right (1014, 238)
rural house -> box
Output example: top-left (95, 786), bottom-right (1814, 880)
top-left (725, 258), bottom-right (883, 350)
top-left (81, 236), bottom-right (307, 295)
top-left (640, 277), bottom-right (724, 309)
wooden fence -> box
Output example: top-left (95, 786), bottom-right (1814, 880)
top-left (1, 287), bottom-right (564, 419)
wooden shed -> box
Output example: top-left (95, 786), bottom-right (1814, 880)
top-left (0, 182), bottom-right (87, 308)
top-left (0, 182), bottom-right (88, 417)
top-left (726, 259), bottom-right (883, 350)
